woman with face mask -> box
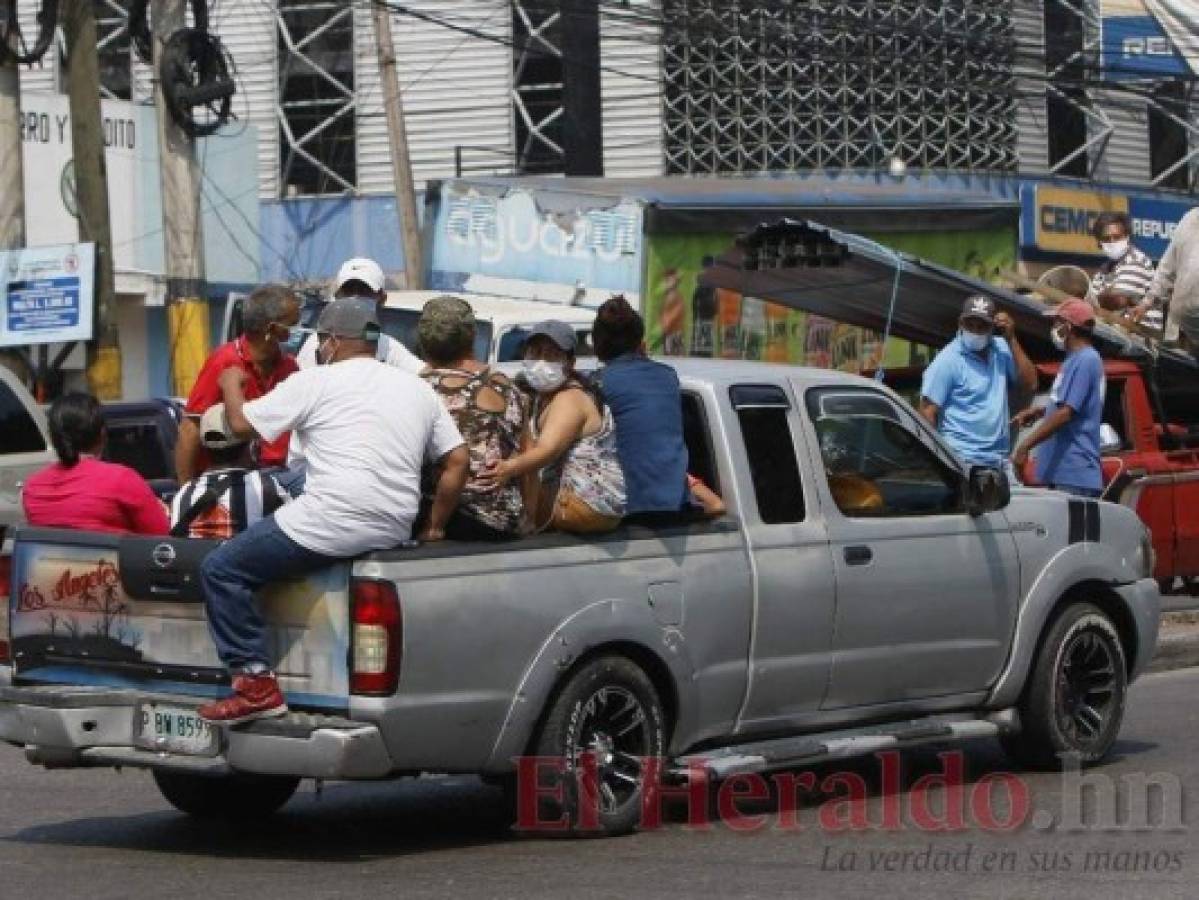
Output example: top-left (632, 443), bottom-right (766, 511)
top-left (478, 320), bottom-right (626, 534)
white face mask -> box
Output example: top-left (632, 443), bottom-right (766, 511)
top-left (1100, 239), bottom-right (1129, 261)
top-left (960, 329), bottom-right (990, 352)
top-left (523, 359), bottom-right (568, 393)
top-left (317, 336), bottom-right (339, 366)
top-left (1051, 326), bottom-right (1068, 352)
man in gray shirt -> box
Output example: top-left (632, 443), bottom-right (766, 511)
top-left (1132, 207), bottom-right (1199, 354)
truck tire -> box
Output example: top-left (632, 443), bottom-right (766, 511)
top-left (152, 770), bottom-right (300, 819)
top-left (526, 655), bottom-right (666, 837)
top-left (1002, 602), bottom-right (1127, 770)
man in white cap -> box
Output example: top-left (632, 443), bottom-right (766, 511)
top-left (197, 296), bottom-right (468, 724)
top-left (294, 257), bottom-right (424, 374)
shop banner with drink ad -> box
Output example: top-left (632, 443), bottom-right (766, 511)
top-left (643, 225), bottom-right (1016, 373)
top-left (0, 242), bottom-right (95, 348)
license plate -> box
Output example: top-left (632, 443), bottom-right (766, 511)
top-left (134, 703), bottom-right (219, 756)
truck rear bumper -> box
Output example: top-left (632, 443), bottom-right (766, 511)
top-left (0, 686), bottom-right (394, 779)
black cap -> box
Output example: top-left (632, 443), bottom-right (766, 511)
top-left (960, 295), bottom-right (997, 325)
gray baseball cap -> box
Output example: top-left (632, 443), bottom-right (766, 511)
top-left (526, 320), bottom-right (577, 352)
top-left (316, 295), bottom-right (381, 340)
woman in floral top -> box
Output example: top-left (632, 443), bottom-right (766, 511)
top-left (478, 320), bottom-right (626, 534)
top-left (418, 295), bottom-right (530, 540)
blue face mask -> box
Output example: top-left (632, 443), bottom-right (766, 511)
top-left (960, 329), bottom-right (990, 352)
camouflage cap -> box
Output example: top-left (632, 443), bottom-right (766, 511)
top-left (418, 295), bottom-right (476, 352)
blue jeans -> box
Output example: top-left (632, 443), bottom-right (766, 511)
top-left (200, 516), bottom-right (336, 672)
top-left (1050, 484), bottom-right (1102, 499)
top-left (271, 465), bottom-right (307, 499)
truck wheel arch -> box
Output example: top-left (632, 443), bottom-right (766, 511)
top-left (482, 600), bottom-right (696, 774)
top-left (990, 578), bottom-right (1141, 708)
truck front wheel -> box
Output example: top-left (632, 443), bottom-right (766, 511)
top-left (152, 769), bottom-right (300, 819)
top-left (1002, 602), bottom-right (1128, 770)
top-left (525, 655), bottom-right (666, 837)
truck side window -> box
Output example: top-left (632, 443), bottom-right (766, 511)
top-left (731, 384), bottom-right (804, 524)
top-left (0, 382), bottom-right (46, 454)
top-left (806, 388), bottom-right (962, 518)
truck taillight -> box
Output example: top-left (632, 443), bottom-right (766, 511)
top-left (351, 579), bottom-right (401, 695)
top-left (0, 553), bottom-right (10, 664)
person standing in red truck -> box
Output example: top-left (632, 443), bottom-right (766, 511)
top-left (174, 285), bottom-right (302, 482)
top-left (1011, 300), bottom-right (1104, 499)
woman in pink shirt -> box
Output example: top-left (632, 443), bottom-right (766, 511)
top-left (22, 393), bottom-right (169, 536)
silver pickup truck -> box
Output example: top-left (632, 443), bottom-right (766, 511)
top-left (0, 360), bottom-right (1161, 835)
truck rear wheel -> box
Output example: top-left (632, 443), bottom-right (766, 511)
top-left (152, 770), bottom-right (300, 819)
top-left (1002, 602), bottom-right (1127, 770)
top-left (526, 655), bottom-right (666, 837)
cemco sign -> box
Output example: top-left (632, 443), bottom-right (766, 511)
top-left (1023, 183), bottom-right (1193, 259)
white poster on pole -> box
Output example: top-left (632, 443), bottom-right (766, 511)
top-left (0, 243), bottom-right (96, 348)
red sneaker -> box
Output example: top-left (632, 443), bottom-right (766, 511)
top-left (198, 673), bottom-right (288, 725)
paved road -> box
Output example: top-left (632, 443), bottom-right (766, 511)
top-left (2, 669), bottom-right (1196, 900)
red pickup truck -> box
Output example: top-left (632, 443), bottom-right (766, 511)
top-left (1019, 360), bottom-right (1199, 593)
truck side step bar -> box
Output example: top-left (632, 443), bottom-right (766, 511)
top-left (671, 711), bottom-right (1018, 779)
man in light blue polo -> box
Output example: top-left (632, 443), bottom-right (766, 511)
top-left (920, 295), bottom-right (1037, 474)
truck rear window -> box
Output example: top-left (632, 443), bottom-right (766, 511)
top-left (0, 382), bottom-right (46, 454)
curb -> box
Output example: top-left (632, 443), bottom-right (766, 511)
top-left (1147, 612), bottom-right (1199, 674)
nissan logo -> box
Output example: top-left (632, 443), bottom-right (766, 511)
top-left (152, 543), bottom-right (177, 569)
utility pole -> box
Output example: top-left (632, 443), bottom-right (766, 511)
top-left (63, 0), bottom-right (121, 400)
top-left (371, 3), bottom-right (424, 289)
top-left (0, 43), bottom-right (23, 250)
top-left (153, 0), bottom-right (208, 397)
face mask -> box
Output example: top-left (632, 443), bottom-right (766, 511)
top-left (960, 329), bottom-right (990, 352)
top-left (1100, 239), bottom-right (1129, 261)
top-left (523, 359), bottom-right (568, 393)
top-left (1051, 326), bottom-right (1068, 352)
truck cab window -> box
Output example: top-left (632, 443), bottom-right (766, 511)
top-left (0, 382), bottom-right (46, 454)
top-left (806, 388), bottom-right (962, 518)
top-left (731, 385), bottom-right (804, 524)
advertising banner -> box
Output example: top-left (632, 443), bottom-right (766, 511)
top-left (643, 225), bottom-right (1017, 373)
top-left (1098, 0), bottom-right (1194, 79)
top-left (1102, 0), bottom-right (1197, 80)
top-left (0, 243), bottom-right (95, 348)
top-left (1021, 182), bottom-right (1192, 260)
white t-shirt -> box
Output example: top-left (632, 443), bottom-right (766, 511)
top-left (243, 356), bottom-right (463, 556)
top-left (296, 331), bottom-right (424, 374)
top-left (289, 333), bottom-right (426, 470)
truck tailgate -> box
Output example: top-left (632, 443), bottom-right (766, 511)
top-left (8, 528), bottom-right (351, 710)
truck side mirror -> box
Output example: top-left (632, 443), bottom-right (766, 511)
top-left (967, 465), bottom-right (1010, 516)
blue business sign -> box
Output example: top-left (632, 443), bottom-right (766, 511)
top-left (0, 243), bottom-right (95, 348)
top-left (1128, 196), bottom-right (1195, 259)
top-left (1101, 0), bottom-right (1194, 80)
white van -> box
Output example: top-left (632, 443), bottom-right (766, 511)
top-left (225, 291), bottom-right (597, 363)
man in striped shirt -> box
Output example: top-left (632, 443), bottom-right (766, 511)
top-left (170, 404), bottom-right (288, 540)
top-left (1087, 212), bottom-right (1160, 329)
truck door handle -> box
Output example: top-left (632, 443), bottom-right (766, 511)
top-left (843, 545), bottom-right (873, 566)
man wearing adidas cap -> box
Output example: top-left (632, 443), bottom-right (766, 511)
top-left (920, 295), bottom-right (1037, 477)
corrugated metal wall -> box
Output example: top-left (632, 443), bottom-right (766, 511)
top-left (1092, 89), bottom-right (1152, 186)
top-left (599, 0), bottom-right (663, 177)
top-left (211, 1), bottom-right (280, 199)
top-left (1013, 0), bottom-right (1049, 175)
top-left (355, 1), bottom-right (513, 193)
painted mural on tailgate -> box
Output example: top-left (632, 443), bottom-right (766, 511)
top-left (9, 541), bottom-right (352, 706)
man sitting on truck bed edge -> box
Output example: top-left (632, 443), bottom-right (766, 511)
top-left (196, 296), bottom-right (469, 725)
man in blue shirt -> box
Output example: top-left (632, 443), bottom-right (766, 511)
top-left (1011, 299), bottom-right (1105, 497)
top-left (591, 295), bottom-right (690, 517)
top-left (920, 296), bottom-right (1037, 472)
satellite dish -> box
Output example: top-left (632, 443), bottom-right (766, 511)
top-left (1037, 265), bottom-right (1092, 303)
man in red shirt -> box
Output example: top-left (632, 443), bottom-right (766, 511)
top-left (175, 284), bottom-right (302, 482)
